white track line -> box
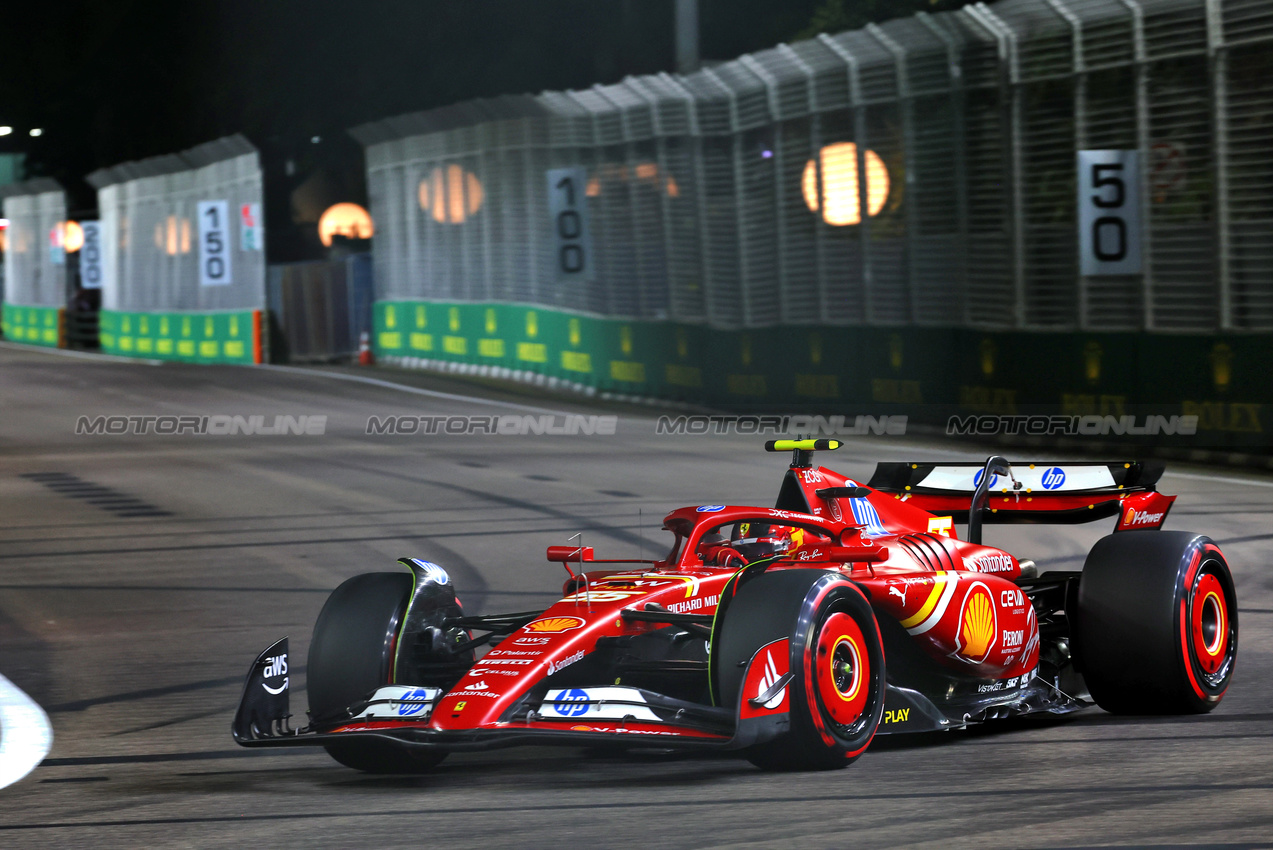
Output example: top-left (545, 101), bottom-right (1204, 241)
top-left (0, 340), bottom-right (163, 365)
top-left (257, 364), bottom-right (567, 414)
top-left (0, 673), bottom-right (53, 791)
top-left (1164, 470), bottom-right (1273, 490)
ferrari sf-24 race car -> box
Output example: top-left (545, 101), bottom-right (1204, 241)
top-left (233, 442), bottom-right (1238, 772)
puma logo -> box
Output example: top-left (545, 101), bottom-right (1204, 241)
top-left (889, 584), bottom-right (907, 605)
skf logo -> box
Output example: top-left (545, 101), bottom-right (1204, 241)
top-left (1003, 629), bottom-right (1024, 649)
top-left (926, 516), bottom-right (953, 537)
top-left (525, 617), bottom-right (584, 634)
top-left (955, 584), bottom-right (997, 664)
top-left (1000, 589), bottom-right (1024, 608)
top-left (883, 707), bottom-right (910, 724)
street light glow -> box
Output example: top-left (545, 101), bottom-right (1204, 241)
top-left (801, 142), bottom-right (890, 226)
top-left (318, 203), bottom-right (374, 246)
top-left (0, 127), bottom-right (12, 136)
top-left (63, 221), bottom-right (84, 253)
top-left (29, 128), bottom-right (43, 137)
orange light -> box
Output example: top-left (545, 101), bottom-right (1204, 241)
top-left (63, 221), bottom-right (84, 253)
top-left (318, 203), bottom-right (375, 247)
top-left (587, 162), bottom-right (679, 198)
top-left (418, 165), bottom-right (484, 224)
top-left (801, 143), bottom-right (890, 226)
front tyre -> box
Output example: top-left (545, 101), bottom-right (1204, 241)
top-left (713, 570), bottom-right (886, 771)
top-left (1075, 531), bottom-right (1238, 714)
top-left (308, 572), bottom-right (446, 773)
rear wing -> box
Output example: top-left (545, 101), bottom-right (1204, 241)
top-left (867, 461), bottom-right (1174, 529)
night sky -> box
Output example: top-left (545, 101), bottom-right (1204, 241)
top-left (1, 0), bottom-right (958, 256)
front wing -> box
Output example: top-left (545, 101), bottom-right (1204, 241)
top-left (232, 637), bottom-right (1088, 754)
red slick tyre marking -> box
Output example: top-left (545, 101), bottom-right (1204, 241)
top-left (842, 613), bottom-right (884, 759)
top-left (1178, 548), bottom-right (1208, 700)
top-left (800, 580), bottom-right (838, 747)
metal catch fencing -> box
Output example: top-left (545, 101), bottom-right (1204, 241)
top-left (353, 0), bottom-right (1273, 333)
top-left (86, 135), bottom-right (267, 313)
top-left (0, 179), bottom-right (68, 308)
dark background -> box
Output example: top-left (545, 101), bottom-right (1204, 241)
top-left (0, 0), bottom-right (960, 259)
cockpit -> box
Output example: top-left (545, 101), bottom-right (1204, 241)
top-left (693, 519), bottom-right (834, 567)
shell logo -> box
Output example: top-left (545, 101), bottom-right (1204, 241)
top-left (1124, 506), bottom-right (1136, 525)
top-left (525, 617), bottom-right (585, 634)
top-left (956, 583), bottom-right (997, 663)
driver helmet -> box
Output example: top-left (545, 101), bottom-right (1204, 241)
top-left (731, 523), bottom-right (798, 563)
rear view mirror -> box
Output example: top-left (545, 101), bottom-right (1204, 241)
top-left (547, 545), bottom-right (594, 563)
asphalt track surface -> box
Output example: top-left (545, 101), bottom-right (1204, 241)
top-left (1, 343), bottom-right (1271, 849)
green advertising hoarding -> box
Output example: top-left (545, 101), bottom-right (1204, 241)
top-left (99, 309), bottom-right (262, 365)
top-left (373, 300), bottom-right (1271, 450)
top-left (1, 305), bottom-right (64, 347)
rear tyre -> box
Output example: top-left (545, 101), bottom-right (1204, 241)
top-left (1075, 531), bottom-right (1237, 714)
top-left (713, 570), bottom-right (885, 771)
top-left (308, 572), bottom-right (447, 773)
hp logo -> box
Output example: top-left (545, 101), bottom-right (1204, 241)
top-left (396, 687), bottom-right (432, 717)
top-left (972, 469), bottom-right (1001, 489)
top-left (553, 688), bottom-right (590, 717)
top-left (1041, 467), bottom-right (1066, 490)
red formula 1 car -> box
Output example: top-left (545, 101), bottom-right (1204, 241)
top-left (233, 441), bottom-right (1238, 772)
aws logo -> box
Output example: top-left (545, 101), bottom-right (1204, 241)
top-left (955, 583), bottom-right (997, 664)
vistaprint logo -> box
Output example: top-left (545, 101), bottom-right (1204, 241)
top-left (365, 414), bottom-right (618, 436)
top-left (76, 415), bottom-right (328, 436)
top-left (946, 414), bottom-right (1198, 437)
top-left (655, 414), bottom-right (907, 436)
